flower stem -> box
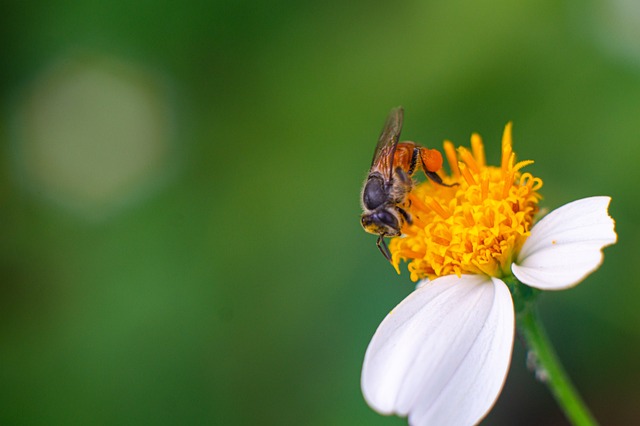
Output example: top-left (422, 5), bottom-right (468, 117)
top-left (517, 305), bottom-right (599, 426)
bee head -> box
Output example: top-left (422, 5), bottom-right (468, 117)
top-left (361, 208), bottom-right (401, 237)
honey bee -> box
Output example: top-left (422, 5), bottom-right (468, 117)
top-left (361, 107), bottom-right (455, 261)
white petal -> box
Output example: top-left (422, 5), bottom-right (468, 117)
top-left (361, 275), bottom-right (514, 426)
top-left (512, 196), bottom-right (617, 290)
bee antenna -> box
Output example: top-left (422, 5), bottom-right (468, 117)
top-left (376, 236), bottom-right (392, 262)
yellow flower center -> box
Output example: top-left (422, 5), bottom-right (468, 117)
top-left (390, 123), bottom-right (543, 282)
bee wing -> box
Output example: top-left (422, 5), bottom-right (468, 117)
top-left (371, 107), bottom-right (404, 178)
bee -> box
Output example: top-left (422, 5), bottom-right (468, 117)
top-left (360, 107), bottom-right (455, 261)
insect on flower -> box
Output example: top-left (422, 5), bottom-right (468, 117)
top-left (360, 120), bottom-right (617, 426)
top-left (360, 107), bottom-right (456, 261)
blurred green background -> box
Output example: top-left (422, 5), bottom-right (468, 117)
top-left (1, 0), bottom-right (638, 424)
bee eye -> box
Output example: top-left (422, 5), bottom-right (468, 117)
top-left (363, 176), bottom-right (387, 210)
top-left (375, 210), bottom-right (398, 229)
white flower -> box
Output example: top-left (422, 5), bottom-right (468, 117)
top-left (361, 197), bottom-right (617, 426)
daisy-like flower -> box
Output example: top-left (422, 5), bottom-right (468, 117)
top-left (361, 124), bottom-right (617, 426)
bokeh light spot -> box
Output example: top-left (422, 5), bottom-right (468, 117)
top-left (13, 55), bottom-right (175, 218)
top-left (589, 0), bottom-right (640, 67)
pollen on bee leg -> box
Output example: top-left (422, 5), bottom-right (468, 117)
top-left (421, 148), bottom-right (444, 173)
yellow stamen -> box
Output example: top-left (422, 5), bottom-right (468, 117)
top-left (391, 123), bottom-right (543, 282)
top-left (501, 123), bottom-right (513, 172)
top-left (426, 196), bottom-right (451, 219)
top-left (463, 206), bottom-right (475, 226)
top-left (443, 140), bottom-right (460, 178)
top-left (480, 170), bottom-right (490, 200)
top-left (432, 234), bottom-right (450, 246)
top-left (458, 147), bottom-right (480, 174)
top-left (471, 133), bottom-right (485, 167)
top-left (514, 160), bottom-right (534, 172)
top-left (459, 163), bottom-right (477, 186)
top-left (408, 193), bottom-right (431, 216)
top-left (502, 171), bottom-right (514, 199)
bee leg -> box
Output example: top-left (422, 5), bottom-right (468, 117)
top-left (419, 148), bottom-right (444, 173)
top-left (425, 170), bottom-right (459, 187)
top-left (397, 206), bottom-right (412, 225)
top-left (407, 147), bottom-right (420, 176)
top-left (418, 148), bottom-right (458, 187)
top-left (376, 235), bottom-right (392, 262)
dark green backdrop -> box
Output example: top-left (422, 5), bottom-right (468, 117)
top-left (1, 0), bottom-right (638, 424)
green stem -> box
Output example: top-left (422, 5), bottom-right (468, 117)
top-left (517, 304), bottom-right (599, 426)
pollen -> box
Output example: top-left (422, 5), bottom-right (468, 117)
top-left (390, 123), bottom-right (543, 282)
